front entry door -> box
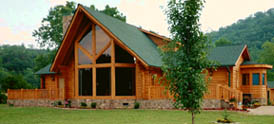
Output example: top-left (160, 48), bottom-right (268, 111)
top-left (59, 78), bottom-right (65, 99)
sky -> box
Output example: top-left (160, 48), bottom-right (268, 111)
top-left (1, 0), bottom-right (274, 48)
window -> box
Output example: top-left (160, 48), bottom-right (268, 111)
top-left (252, 73), bottom-right (260, 85)
top-left (115, 44), bottom-right (135, 63)
top-left (242, 74), bottom-right (249, 85)
top-left (96, 68), bottom-right (111, 96)
top-left (76, 24), bottom-right (136, 97)
top-left (115, 68), bottom-right (135, 96)
top-left (78, 48), bottom-right (92, 65)
top-left (41, 76), bottom-right (45, 89)
top-left (262, 73), bottom-right (265, 85)
top-left (79, 68), bottom-right (92, 96)
top-left (79, 29), bottom-right (92, 54)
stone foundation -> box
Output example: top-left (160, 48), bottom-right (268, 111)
top-left (252, 98), bottom-right (267, 105)
top-left (8, 99), bottom-right (225, 109)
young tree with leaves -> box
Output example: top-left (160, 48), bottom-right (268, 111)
top-left (161, 0), bottom-right (213, 124)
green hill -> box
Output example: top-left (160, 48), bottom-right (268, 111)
top-left (207, 8), bottom-right (274, 60)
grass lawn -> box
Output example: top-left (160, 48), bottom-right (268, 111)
top-left (0, 104), bottom-right (273, 124)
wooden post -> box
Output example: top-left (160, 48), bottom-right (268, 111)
top-left (21, 88), bottom-right (23, 99)
top-left (92, 24), bottom-right (96, 97)
top-left (111, 39), bottom-right (115, 98)
top-left (35, 88), bottom-right (38, 99)
top-left (49, 88), bottom-right (52, 99)
top-left (216, 84), bottom-right (220, 99)
top-left (7, 89), bottom-right (9, 99)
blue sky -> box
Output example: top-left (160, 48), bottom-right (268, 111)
top-left (1, 0), bottom-right (274, 48)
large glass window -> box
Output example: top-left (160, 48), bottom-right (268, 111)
top-left (96, 68), bottom-right (111, 96)
top-left (79, 30), bottom-right (92, 54)
top-left (79, 68), bottom-right (92, 96)
top-left (115, 68), bottom-right (135, 96)
top-left (78, 48), bottom-right (92, 65)
top-left (242, 74), bottom-right (249, 85)
top-left (95, 26), bottom-right (110, 54)
top-left (252, 73), bottom-right (260, 85)
top-left (262, 73), bottom-right (265, 85)
top-left (115, 45), bottom-right (135, 63)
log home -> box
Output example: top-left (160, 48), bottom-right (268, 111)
top-left (7, 5), bottom-right (273, 108)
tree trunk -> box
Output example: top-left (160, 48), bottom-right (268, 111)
top-left (192, 111), bottom-right (195, 124)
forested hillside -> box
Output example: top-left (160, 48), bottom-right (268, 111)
top-left (207, 8), bottom-right (274, 60)
top-left (0, 45), bottom-right (50, 91)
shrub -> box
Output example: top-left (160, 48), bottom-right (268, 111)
top-left (65, 100), bottom-right (71, 108)
top-left (57, 101), bottom-right (62, 106)
top-left (229, 97), bottom-right (236, 103)
top-left (91, 102), bottom-right (96, 109)
top-left (217, 109), bottom-right (233, 123)
top-left (80, 102), bottom-right (87, 107)
top-left (0, 92), bottom-right (7, 104)
top-left (134, 102), bottom-right (140, 109)
top-left (8, 103), bottom-right (14, 107)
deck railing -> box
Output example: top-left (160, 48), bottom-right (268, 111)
top-left (7, 88), bottom-right (64, 100)
top-left (204, 84), bottom-right (243, 102)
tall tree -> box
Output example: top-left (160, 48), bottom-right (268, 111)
top-left (162, 0), bottom-right (213, 124)
top-left (259, 41), bottom-right (274, 81)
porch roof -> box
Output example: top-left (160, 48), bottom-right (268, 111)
top-left (35, 64), bottom-right (56, 75)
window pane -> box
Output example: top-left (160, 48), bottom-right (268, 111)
top-left (78, 48), bottom-right (92, 65)
top-left (262, 74), bottom-right (265, 85)
top-left (96, 25), bottom-right (110, 54)
top-left (79, 29), bottom-right (92, 54)
top-left (96, 68), bottom-right (111, 96)
top-left (252, 73), bottom-right (260, 85)
top-left (242, 74), bottom-right (249, 85)
top-left (79, 68), bottom-right (92, 96)
top-left (115, 68), bottom-right (135, 96)
top-left (115, 44), bottom-right (135, 63)
top-left (96, 47), bottom-right (111, 63)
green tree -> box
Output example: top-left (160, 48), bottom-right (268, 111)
top-left (162, 0), bottom-right (213, 124)
top-left (259, 41), bottom-right (274, 81)
top-left (1, 75), bottom-right (32, 92)
top-left (215, 37), bottom-right (232, 47)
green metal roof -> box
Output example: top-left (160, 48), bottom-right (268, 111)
top-left (82, 5), bottom-right (162, 67)
top-left (208, 45), bottom-right (246, 66)
top-left (35, 64), bottom-right (56, 75)
top-left (268, 81), bottom-right (274, 88)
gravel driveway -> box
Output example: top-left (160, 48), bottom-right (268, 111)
top-left (248, 106), bottom-right (274, 115)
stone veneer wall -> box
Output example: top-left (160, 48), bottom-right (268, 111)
top-left (8, 99), bottom-right (223, 109)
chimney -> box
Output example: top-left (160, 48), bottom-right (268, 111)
top-left (62, 16), bottom-right (73, 35)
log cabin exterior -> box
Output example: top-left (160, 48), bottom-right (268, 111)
top-left (268, 81), bottom-right (274, 104)
top-left (7, 5), bottom-right (273, 108)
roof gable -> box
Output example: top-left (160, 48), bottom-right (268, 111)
top-left (208, 45), bottom-right (248, 66)
top-left (51, 5), bottom-right (162, 71)
top-left (81, 6), bottom-right (162, 67)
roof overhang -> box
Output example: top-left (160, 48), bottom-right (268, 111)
top-left (51, 5), bottom-right (151, 71)
top-left (240, 64), bottom-right (273, 69)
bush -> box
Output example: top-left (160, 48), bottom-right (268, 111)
top-left (0, 92), bottom-right (7, 104)
top-left (80, 102), bottom-right (87, 107)
top-left (91, 102), bottom-right (96, 109)
top-left (57, 101), bottom-right (62, 106)
top-left (134, 102), bottom-right (140, 109)
top-left (65, 100), bottom-right (71, 108)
